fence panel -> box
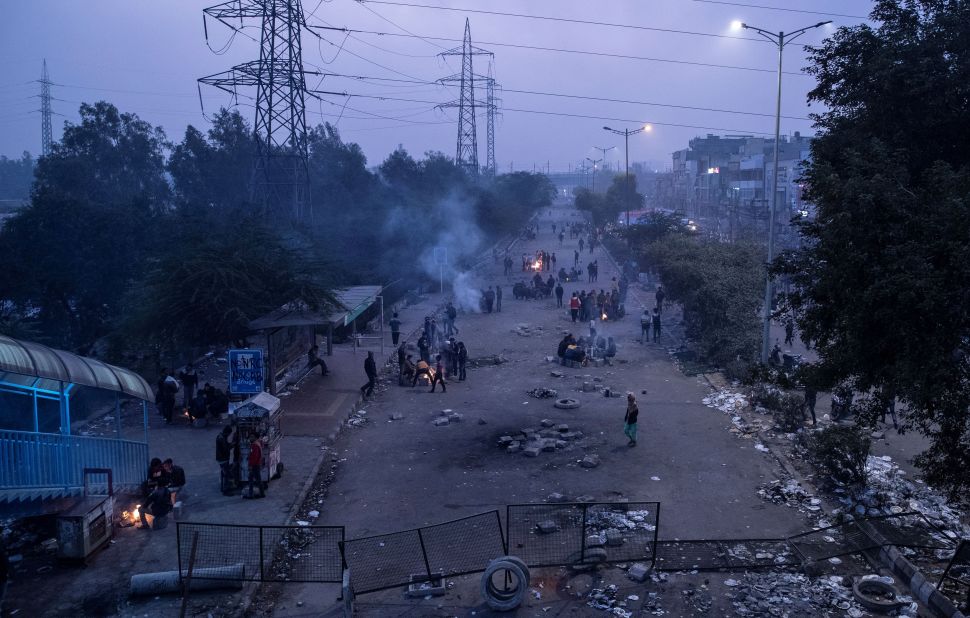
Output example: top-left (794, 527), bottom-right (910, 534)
top-left (506, 503), bottom-right (588, 568)
top-left (341, 530), bottom-right (427, 594)
top-left (421, 511), bottom-right (506, 577)
top-left (177, 523), bottom-right (344, 583)
top-left (583, 502), bottom-right (660, 565)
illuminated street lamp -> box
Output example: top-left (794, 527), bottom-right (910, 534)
top-left (737, 19), bottom-right (831, 364)
top-left (585, 157), bottom-right (602, 192)
top-left (603, 124), bottom-right (652, 226)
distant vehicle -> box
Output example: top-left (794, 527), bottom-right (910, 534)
top-left (680, 218), bottom-right (700, 234)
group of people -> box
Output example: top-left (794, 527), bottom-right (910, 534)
top-left (140, 457), bottom-right (186, 530)
top-left (557, 331), bottom-right (618, 366)
top-left (479, 286), bottom-right (501, 312)
top-left (214, 425), bottom-right (270, 499)
top-left (522, 249), bottom-right (557, 273)
top-left (155, 366), bottom-right (229, 425)
top-left (568, 287), bottom-right (624, 323)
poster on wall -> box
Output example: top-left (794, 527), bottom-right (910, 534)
top-left (228, 349), bottom-right (264, 394)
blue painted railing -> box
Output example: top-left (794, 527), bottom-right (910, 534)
top-left (0, 429), bottom-right (148, 492)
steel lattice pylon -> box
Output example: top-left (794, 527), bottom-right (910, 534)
top-left (438, 19), bottom-right (493, 175)
top-left (40, 59), bottom-right (53, 157)
top-left (199, 0), bottom-right (311, 220)
top-left (484, 63), bottom-right (500, 178)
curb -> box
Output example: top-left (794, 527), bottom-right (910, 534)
top-left (860, 521), bottom-right (967, 618)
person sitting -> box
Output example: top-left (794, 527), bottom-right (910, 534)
top-left (162, 458), bottom-right (186, 506)
top-left (188, 390), bottom-right (208, 422)
top-left (144, 457), bottom-right (167, 497)
top-left (412, 358), bottom-right (433, 386)
top-left (558, 267), bottom-right (568, 283)
top-left (203, 384), bottom-right (229, 418)
top-left (604, 337), bottom-right (618, 365)
top-left (557, 334), bottom-right (575, 358)
top-left (140, 483), bottom-right (172, 530)
top-left (563, 344), bottom-right (587, 364)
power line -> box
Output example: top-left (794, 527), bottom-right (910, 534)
top-left (356, 0), bottom-right (769, 42)
top-left (316, 72), bottom-right (811, 120)
top-left (690, 0), bottom-right (869, 20)
top-left (306, 25), bottom-right (807, 76)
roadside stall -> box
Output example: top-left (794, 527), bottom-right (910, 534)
top-left (231, 391), bottom-right (284, 481)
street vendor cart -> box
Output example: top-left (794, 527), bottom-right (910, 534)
top-left (231, 391), bottom-right (284, 481)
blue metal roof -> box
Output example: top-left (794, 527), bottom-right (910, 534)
top-left (0, 335), bottom-right (154, 401)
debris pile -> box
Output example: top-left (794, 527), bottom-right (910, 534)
top-left (757, 479), bottom-right (824, 514)
top-left (497, 424), bottom-right (584, 456)
top-left (467, 354), bottom-right (508, 367)
top-left (701, 391), bottom-right (749, 414)
top-left (347, 409), bottom-right (367, 427)
top-left (431, 410), bottom-right (463, 427)
top-left (586, 584), bottom-right (633, 618)
top-left (512, 323), bottom-right (544, 337)
top-left (586, 509), bottom-right (657, 535)
top-left (728, 572), bottom-right (914, 617)
top-left (527, 387), bottom-right (559, 399)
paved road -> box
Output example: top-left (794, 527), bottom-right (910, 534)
top-left (271, 202), bottom-right (807, 615)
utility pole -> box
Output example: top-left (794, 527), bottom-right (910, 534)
top-left (199, 0), bottom-right (313, 220)
top-left (585, 157), bottom-right (602, 193)
top-left (438, 19), bottom-right (493, 174)
top-left (738, 19), bottom-right (830, 363)
top-left (593, 145), bottom-right (615, 173)
top-left (40, 60), bottom-right (53, 157)
top-left (604, 125), bottom-right (651, 226)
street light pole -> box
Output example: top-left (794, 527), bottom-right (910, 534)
top-left (740, 19), bottom-right (830, 364)
top-left (593, 145), bottom-right (615, 172)
top-left (585, 157), bottom-right (602, 192)
top-left (604, 125), bottom-right (651, 226)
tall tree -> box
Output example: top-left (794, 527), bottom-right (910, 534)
top-left (778, 0), bottom-right (970, 501)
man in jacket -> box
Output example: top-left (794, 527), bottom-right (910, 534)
top-left (216, 426), bottom-right (235, 494)
top-left (361, 351), bottom-right (378, 398)
top-left (624, 393), bottom-right (639, 447)
top-left (245, 433), bottom-right (265, 499)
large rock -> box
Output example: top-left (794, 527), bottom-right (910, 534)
top-left (580, 455), bottom-right (600, 468)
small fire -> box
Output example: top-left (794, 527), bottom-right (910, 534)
top-left (123, 504), bottom-right (141, 526)
top-left (532, 260), bottom-right (542, 272)
top-left (601, 313), bottom-right (608, 321)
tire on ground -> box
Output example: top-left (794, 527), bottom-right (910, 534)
top-left (480, 558), bottom-right (528, 612)
top-left (554, 398), bottom-right (580, 409)
top-left (500, 555), bottom-right (530, 586)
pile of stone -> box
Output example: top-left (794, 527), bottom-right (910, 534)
top-left (527, 387), bottom-right (558, 399)
top-left (512, 323), bottom-right (544, 337)
top-left (347, 409), bottom-right (367, 427)
top-left (728, 572), bottom-right (910, 617)
top-left (586, 584), bottom-right (633, 618)
top-left (497, 421), bottom-right (583, 456)
top-left (586, 509), bottom-right (657, 535)
top-left (431, 410), bottom-right (463, 427)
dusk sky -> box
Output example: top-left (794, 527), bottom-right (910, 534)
top-left (0, 1), bottom-right (873, 172)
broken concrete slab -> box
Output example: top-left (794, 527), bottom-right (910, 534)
top-left (605, 529), bottom-right (624, 546)
top-left (628, 563), bottom-right (650, 582)
top-left (536, 520), bottom-right (559, 534)
top-left (580, 455), bottom-right (600, 468)
top-left (540, 419), bottom-right (555, 428)
top-left (432, 417), bottom-right (449, 427)
top-left (523, 446), bottom-right (541, 457)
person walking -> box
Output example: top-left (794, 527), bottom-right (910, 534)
top-left (555, 282), bottom-right (564, 308)
top-left (652, 308), bottom-right (662, 343)
top-left (655, 285), bottom-right (666, 313)
top-left (418, 333), bottom-right (431, 364)
top-left (216, 426), bottom-right (236, 494)
top-left (457, 342), bottom-right (468, 381)
top-left (624, 393), bottom-right (639, 446)
top-left (784, 318), bottom-right (795, 346)
top-left (360, 351), bottom-right (377, 398)
top-left (574, 249), bottom-right (580, 267)
top-left (429, 354), bottom-right (447, 393)
top-left (244, 433), bottom-right (265, 499)
top-left (495, 285), bottom-right (503, 312)
top-left (446, 302), bottom-right (459, 335)
top-left (390, 312), bottom-right (402, 345)
top-left (569, 293), bottom-right (580, 322)
top-left (640, 309), bottom-right (651, 344)
top-left (484, 287), bottom-right (495, 313)
top-left (804, 385), bottom-right (817, 426)
top-left (307, 345), bottom-right (329, 376)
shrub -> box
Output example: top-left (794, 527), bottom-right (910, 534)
top-left (806, 425), bottom-right (871, 487)
top-left (774, 393), bottom-right (806, 432)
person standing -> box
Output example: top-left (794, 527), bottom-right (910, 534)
top-left (624, 393), bottom-right (639, 446)
top-left (429, 354), bottom-right (447, 393)
top-left (244, 433), bottom-right (265, 499)
top-left (360, 351), bottom-right (377, 398)
top-left (569, 293), bottom-right (580, 322)
top-left (457, 342), bottom-right (468, 381)
top-left (804, 385), bottom-right (817, 426)
top-left (307, 345), bottom-right (329, 376)
top-left (640, 309), bottom-right (651, 344)
top-left (579, 237), bottom-right (585, 252)
top-left (652, 308), bottom-right (662, 343)
top-left (495, 285), bottom-right (503, 312)
top-left (574, 249), bottom-right (580, 267)
top-left (178, 363), bottom-right (199, 409)
top-left (216, 426), bottom-right (235, 495)
top-left (555, 282), bottom-right (564, 308)
top-left (418, 333), bottom-right (431, 364)
top-left (655, 285), bottom-right (666, 313)
top-left (446, 302), bottom-right (459, 336)
top-left (390, 312), bottom-right (402, 345)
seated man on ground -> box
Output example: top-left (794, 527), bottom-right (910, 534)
top-left (140, 483), bottom-right (173, 530)
top-left (412, 358), bottom-right (433, 386)
top-left (162, 458), bottom-right (186, 506)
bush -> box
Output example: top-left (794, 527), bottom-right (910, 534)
top-left (723, 358), bottom-right (756, 383)
top-left (774, 393), bottom-right (806, 432)
top-left (751, 383), bottom-right (784, 411)
top-left (806, 425), bottom-right (871, 487)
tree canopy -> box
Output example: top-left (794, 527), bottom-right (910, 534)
top-left (778, 0), bottom-right (970, 501)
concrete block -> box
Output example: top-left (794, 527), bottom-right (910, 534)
top-left (555, 440), bottom-right (567, 449)
top-left (605, 529), bottom-right (624, 546)
top-left (582, 382), bottom-right (596, 392)
top-left (432, 417), bottom-right (449, 427)
top-left (580, 455), bottom-right (600, 468)
top-left (448, 413), bottom-right (462, 423)
top-left (541, 419), bottom-right (555, 428)
top-left (572, 431), bottom-right (585, 440)
top-left (628, 563), bottom-right (650, 582)
top-left (548, 492), bottom-right (569, 503)
top-left (541, 440), bottom-right (557, 452)
top-left (498, 436), bottom-right (514, 446)
top-left (540, 429), bottom-right (559, 439)
top-left (536, 520), bottom-right (559, 534)
top-left (523, 446), bottom-right (541, 457)
top-left (556, 424), bottom-right (569, 432)
top-left (506, 441), bottom-right (521, 454)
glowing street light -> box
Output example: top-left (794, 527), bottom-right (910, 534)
top-left (603, 125), bottom-right (652, 226)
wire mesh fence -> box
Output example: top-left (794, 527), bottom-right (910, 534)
top-left (340, 510), bottom-right (505, 594)
top-left (176, 522), bottom-right (344, 583)
top-left (506, 502), bottom-right (660, 569)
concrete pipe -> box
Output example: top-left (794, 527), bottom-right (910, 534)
top-left (129, 564), bottom-right (245, 596)
top-left (481, 558), bottom-right (528, 612)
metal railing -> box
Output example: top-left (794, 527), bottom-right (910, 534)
top-left (0, 429), bottom-right (147, 491)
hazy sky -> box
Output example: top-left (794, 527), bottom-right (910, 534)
top-left (0, 0), bottom-right (873, 172)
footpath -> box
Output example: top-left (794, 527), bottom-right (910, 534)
top-left (3, 290), bottom-right (448, 617)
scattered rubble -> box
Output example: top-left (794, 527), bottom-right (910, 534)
top-left (528, 387), bottom-right (558, 399)
top-left (728, 572), bottom-right (915, 617)
top-left (586, 584), bottom-right (632, 618)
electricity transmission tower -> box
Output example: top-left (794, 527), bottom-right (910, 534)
top-left (40, 59), bottom-right (53, 157)
top-left (484, 62), bottom-right (501, 178)
top-left (438, 19), bottom-right (493, 175)
top-left (198, 0), bottom-right (312, 220)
